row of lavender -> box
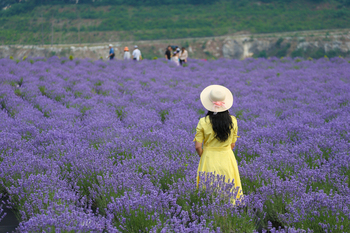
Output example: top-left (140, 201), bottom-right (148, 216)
top-left (0, 57), bottom-right (349, 232)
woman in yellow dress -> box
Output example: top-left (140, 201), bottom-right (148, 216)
top-left (194, 85), bottom-right (243, 201)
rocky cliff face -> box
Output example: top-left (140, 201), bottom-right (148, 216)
top-left (222, 35), bottom-right (350, 59)
top-left (1, 29), bottom-right (349, 60)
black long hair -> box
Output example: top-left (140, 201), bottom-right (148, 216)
top-left (206, 110), bottom-right (233, 142)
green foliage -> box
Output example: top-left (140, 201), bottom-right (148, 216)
top-left (33, 103), bottom-right (42, 112)
top-left (197, 109), bottom-right (205, 115)
top-left (94, 188), bottom-right (126, 216)
top-left (0, 0), bottom-right (37, 17)
top-left (159, 109), bottom-right (168, 123)
top-left (94, 80), bottom-right (103, 86)
top-left (38, 86), bottom-right (47, 96)
top-left (112, 208), bottom-right (163, 232)
top-left (43, 110), bottom-right (50, 118)
top-left (289, 46), bottom-right (350, 59)
top-left (276, 37), bottom-right (284, 47)
top-left (74, 91), bottom-right (82, 98)
top-left (291, 49), bottom-right (304, 58)
top-left (292, 210), bottom-right (350, 233)
top-left (18, 77), bottom-right (23, 86)
top-left (80, 106), bottom-right (91, 115)
top-left (158, 169), bottom-right (186, 191)
top-left (75, 170), bottom-right (104, 197)
top-left (235, 109), bottom-right (244, 120)
top-left (240, 173), bottom-right (265, 194)
top-left (115, 107), bottom-right (125, 120)
top-left (21, 131), bottom-right (33, 141)
top-left (14, 89), bottom-right (21, 96)
top-left (14, 88), bottom-right (25, 98)
top-left (257, 195), bottom-right (291, 230)
top-left (176, 189), bottom-right (208, 213)
top-left (1, 1), bottom-right (350, 45)
top-left (275, 43), bottom-right (291, 58)
top-left (175, 183), bottom-right (253, 232)
top-left (69, 55), bottom-right (74, 61)
top-left (254, 50), bottom-right (268, 59)
top-left (54, 95), bottom-right (64, 102)
top-left (212, 210), bottom-right (255, 233)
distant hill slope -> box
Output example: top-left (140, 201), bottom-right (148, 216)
top-left (1, 28), bottom-right (349, 60)
top-left (0, 0), bottom-right (349, 45)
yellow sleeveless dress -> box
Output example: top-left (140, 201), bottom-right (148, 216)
top-left (194, 115), bottom-right (243, 200)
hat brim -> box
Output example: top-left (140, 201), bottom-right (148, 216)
top-left (200, 85), bottom-right (233, 112)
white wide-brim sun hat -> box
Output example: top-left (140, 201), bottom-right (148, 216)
top-left (109, 44), bottom-right (113, 47)
top-left (200, 85), bottom-right (233, 113)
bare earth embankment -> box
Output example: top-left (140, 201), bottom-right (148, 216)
top-left (1, 28), bottom-right (350, 60)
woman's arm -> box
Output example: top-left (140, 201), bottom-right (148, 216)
top-left (231, 116), bottom-right (239, 151)
top-left (194, 119), bottom-right (204, 157)
top-left (231, 143), bottom-right (235, 150)
top-left (195, 141), bottom-right (203, 157)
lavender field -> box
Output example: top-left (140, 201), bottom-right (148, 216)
top-left (0, 57), bottom-right (350, 232)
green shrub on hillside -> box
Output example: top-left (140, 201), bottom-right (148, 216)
top-left (1, 0), bottom-right (350, 45)
top-left (254, 51), bottom-right (268, 59)
top-left (290, 47), bottom-right (349, 59)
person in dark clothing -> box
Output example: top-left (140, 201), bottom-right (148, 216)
top-left (108, 44), bottom-right (115, 60)
top-left (165, 46), bottom-right (172, 60)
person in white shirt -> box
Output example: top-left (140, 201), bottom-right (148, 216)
top-left (179, 47), bottom-right (188, 66)
top-left (123, 47), bottom-right (131, 60)
top-left (172, 51), bottom-right (180, 66)
top-left (132, 45), bottom-right (142, 61)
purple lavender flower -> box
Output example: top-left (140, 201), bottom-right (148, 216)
top-left (0, 57), bottom-right (349, 231)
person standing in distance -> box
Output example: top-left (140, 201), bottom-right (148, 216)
top-left (194, 85), bottom-right (243, 203)
top-left (179, 47), bottom-right (188, 65)
top-left (165, 45), bottom-right (172, 61)
top-left (123, 47), bottom-right (131, 60)
top-left (107, 44), bottom-right (115, 60)
top-left (132, 45), bottom-right (142, 61)
top-left (172, 51), bottom-right (180, 66)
